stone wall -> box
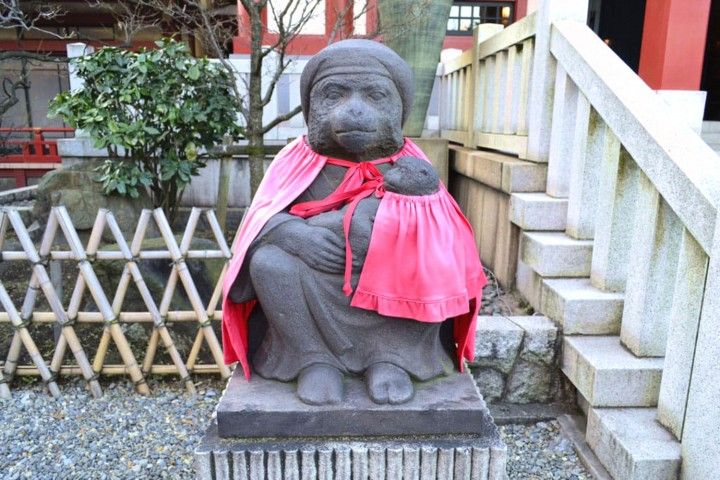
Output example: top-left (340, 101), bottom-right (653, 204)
top-left (0, 185), bottom-right (37, 205)
top-left (471, 315), bottom-right (561, 404)
top-left (448, 146), bottom-right (547, 288)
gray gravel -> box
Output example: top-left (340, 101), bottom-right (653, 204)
top-left (501, 421), bottom-right (591, 480)
top-left (0, 378), bottom-right (223, 480)
top-left (1, 379), bottom-right (591, 480)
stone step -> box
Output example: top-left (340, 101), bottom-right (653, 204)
top-left (702, 120), bottom-right (720, 133)
top-left (586, 408), bottom-right (680, 480)
top-left (520, 232), bottom-right (593, 277)
top-left (449, 145), bottom-right (547, 193)
top-left (509, 193), bottom-right (568, 231)
top-left (541, 278), bottom-right (624, 335)
top-left (562, 336), bottom-right (663, 407)
top-left (515, 259), bottom-right (544, 312)
top-left (701, 131), bottom-right (720, 143)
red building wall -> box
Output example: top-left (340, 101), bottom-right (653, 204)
top-left (233, 0), bottom-right (376, 55)
top-left (233, 0), bottom-right (526, 55)
top-left (638, 0), bottom-right (712, 90)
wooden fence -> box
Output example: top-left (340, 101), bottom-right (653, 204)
top-left (0, 206), bottom-right (235, 399)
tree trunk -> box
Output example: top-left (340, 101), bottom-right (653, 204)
top-left (248, 135), bottom-right (265, 199)
top-left (378, 0), bottom-right (453, 137)
top-left (216, 153), bottom-right (232, 232)
top-left (247, 3), bottom-right (266, 200)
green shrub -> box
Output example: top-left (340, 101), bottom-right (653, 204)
top-left (49, 38), bottom-right (242, 221)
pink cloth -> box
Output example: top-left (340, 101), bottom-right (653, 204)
top-left (221, 136), bottom-right (487, 379)
top-left (289, 156), bottom-right (390, 296)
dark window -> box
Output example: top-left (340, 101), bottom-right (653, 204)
top-left (447, 1), bottom-right (514, 35)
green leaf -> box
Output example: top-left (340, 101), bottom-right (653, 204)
top-left (188, 65), bottom-right (200, 80)
top-left (48, 36), bottom-right (242, 215)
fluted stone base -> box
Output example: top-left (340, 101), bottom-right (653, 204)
top-left (195, 371), bottom-right (507, 479)
top-left (195, 425), bottom-right (508, 480)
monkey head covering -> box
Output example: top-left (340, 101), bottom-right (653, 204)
top-left (300, 39), bottom-right (414, 125)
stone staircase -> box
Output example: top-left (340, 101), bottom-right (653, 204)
top-left (437, 1), bottom-right (719, 475)
top-left (510, 191), bottom-right (681, 480)
top-left (702, 121), bottom-right (720, 154)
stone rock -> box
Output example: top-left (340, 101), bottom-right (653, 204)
top-left (510, 316), bottom-right (558, 365)
top-left (473, 316), bottom-right (524, 374)
top-left (33, 161), bottom-right (154, 236)
top-left (505, 361), bottom-right (555, 404)
top-left (473, 368), bottom-right (504, 404)
top-left (217, 369), bottom-right (498, 438)
top-left (196, 424), bottom-right (508, 480)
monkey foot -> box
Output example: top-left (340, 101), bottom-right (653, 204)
top-left (297, 363), bottom-right (344, 405)
top-left (365, 362), bottom-right (415, 405)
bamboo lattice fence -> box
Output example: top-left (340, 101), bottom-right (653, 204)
top-left (0, 205), bottom-right (236, 399)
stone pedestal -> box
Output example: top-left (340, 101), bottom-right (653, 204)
top-left (195, 371), bottom-right (508, 480)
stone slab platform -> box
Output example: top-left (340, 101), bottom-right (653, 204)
top-left (217, 370), bottom-right (497, 438)
top-left (196, 423), bottom-right (508, 480)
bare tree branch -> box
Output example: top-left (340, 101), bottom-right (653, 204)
top-left (93, 0), bottom-right (162, 47)
top-left (262, 104), bottom-right (302, 135)
top-left (0, 52), bottom-right (68, 63)
top-left (0, 1), bottom-right (72, 124)
top-left (0, 0), bottom-right (71, 39)
top-left (0, 57), bottom-right (28, 117)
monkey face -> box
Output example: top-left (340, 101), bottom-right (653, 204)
top-left (307, 73), bottom-right (404, 161)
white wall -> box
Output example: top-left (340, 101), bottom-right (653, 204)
top-left (266, 0), bottom-right (326, 35)
top-left (224, 54), bottom-right (442, 141)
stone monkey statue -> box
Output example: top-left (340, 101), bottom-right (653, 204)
top-left (222, 40), bottom-right (485, 406)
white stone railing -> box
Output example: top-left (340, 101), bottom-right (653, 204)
top-left (548, 17), bottom-right (720, 479)
top-left (439, 13), bottom-right (536, 156)
top-left (441, 0), bottom-right (720, 476)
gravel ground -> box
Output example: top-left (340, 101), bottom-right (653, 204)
top-left (1, 378), bottom-right (591, 480)
top-left (501, 421), bottom-right (591, 479)
top-left (479, 267), bottom-right (533, 317)
top-left (0, 378), bottom-right (223, 480)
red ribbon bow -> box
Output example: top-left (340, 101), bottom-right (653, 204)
top-left (289, 157), bottom-right (393, 295)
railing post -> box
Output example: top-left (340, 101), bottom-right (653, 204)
top-left (466, 24), bottom-right (504, 149)
top-left (590, 147), bottom-right (639, 291)
top-left (620, 172), bottom-right (683, 357)
top-left (32, 130), bottom-right (43, 159)
top-left (680, 216), bottom-right (720, 479)
top-left (525, 0), bottom-right (589, 162)
top-left (566, 105), bottom-right (617, 239)
top-left (66, 43), bottom-right (95, 139)
top-left (657, 228), bottom-right (708, 439)
top-left (545, 65), bottom-right (578, 197)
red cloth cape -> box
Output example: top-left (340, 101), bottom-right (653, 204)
top-left (221, 136), bottom-right (487, 379)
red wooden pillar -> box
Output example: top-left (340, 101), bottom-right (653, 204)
top-left (13, 170), bottom-right (26, 188)
top-left (638, 0), bottom-right (712, 90)
top-left (234, 3), bottom-right (252, 53)
top-left (516, 0), bottom-right (529, 19)
top-left (366, 0), bottom-right (379, 35)
top-left (326, 0), bottom-right (353, 40)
